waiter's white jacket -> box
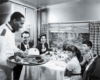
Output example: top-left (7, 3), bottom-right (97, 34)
top-left (0, 23), bottom-right (19, 68)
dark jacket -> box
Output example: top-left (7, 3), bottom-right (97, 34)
top-left (17, 42), bottom-right (33, 51)
top-left (83, 56), bottom-right (100, 80)
top-left (36, 42), bottom-right (48, 55)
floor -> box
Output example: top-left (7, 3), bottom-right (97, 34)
top-left (0, 70), bottom-right (7, 80)
top-left (0, 69), bottom-right (13, 80)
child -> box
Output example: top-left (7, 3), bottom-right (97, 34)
top-left (64, 45), bottom-right (82, 80)
top-left (81, 40), bottom-right (97, 75)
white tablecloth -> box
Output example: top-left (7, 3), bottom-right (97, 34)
top-left (19, 60), bottom-right (67, 80)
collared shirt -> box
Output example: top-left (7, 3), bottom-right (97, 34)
top-left (23, 43), bottom-right (29, 50)
top-left (6, 22), bottom-right (13, 31)
top-left (0, 23), bottom-right (19, 62)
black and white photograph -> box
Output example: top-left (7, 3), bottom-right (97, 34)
top-left (0, 0), bottom-right (100, 80)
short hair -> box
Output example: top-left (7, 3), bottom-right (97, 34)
top-left (82, 40), bottom-right (92, 49)
top-left (10, 12), bottom-right (24, 21)
top-left (21, 31), bottom-right (30, 37)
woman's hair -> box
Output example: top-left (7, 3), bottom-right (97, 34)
top-left (64, 44), bottom-right (82, 62)
top-left (38, 34), bottom-right (47, 42)
top-left (40, 34), bottom-right (46, 39)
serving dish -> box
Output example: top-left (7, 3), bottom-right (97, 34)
top-left (7, 55), bottom-right (49, 66)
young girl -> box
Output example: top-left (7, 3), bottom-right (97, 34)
top-left (64, 45), bottom-right (82, 80)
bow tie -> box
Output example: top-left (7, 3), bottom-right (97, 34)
top-left (12, 29), bottom-right (16, 33)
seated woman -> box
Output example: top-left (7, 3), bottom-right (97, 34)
top-left (64, 45), bottom-right (82, 80)
top-left (36, 34), bottom-right (48, 55)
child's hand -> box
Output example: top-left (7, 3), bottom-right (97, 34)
top-left (85, 53), bottom-right (92, 61)
top-left (65, 58), bottom-right (70, 63)
top-left (64, 69), bottom-right (72, 77)
top-left (80, 57), bottom-right (86, 66)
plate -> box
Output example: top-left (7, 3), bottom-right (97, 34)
top-left (7, 55), bottom-right (49, 66)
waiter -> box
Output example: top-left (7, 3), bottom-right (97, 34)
top-left (0, 12), bottom-right (25, 80)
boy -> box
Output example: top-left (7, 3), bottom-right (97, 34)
top-left (81, 40), bottom-right (97, 75)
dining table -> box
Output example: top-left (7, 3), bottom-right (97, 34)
top-left (38, 60), bottom-right (67, 80)
top-left (19, 61), bottom-right (68, 80)
top-left (8, 50), bottom-right (69, 80)
top-left (22, 51), bottom-right (69, 80)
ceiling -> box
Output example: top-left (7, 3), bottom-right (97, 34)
top-left (16, 0), bottom-right (79, 8)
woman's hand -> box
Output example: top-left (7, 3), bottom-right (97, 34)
top-left (42, 48), bottom-right (46, 52)
top-left (65, 57), bottom-right (70, 63)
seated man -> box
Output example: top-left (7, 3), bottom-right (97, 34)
top-left (13, 31), bottom-right (34, 80)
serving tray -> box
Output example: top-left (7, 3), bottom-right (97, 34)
top-left (7, 55), bottom-right (49, 66)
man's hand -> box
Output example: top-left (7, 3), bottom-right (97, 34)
top-left (15, 56), bottom-right (22, 62)
top-left (14, 51), bottom-right (26, 58)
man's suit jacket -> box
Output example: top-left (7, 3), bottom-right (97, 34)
top-left (17, 42), bottom-right (34, 51)
top-left (83, 56), bottom-right (100, 80)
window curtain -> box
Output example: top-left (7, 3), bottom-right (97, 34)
top-left (25, 8), bottom-right (35, 46)
top-left (89, 22), bottom-right (100, 55)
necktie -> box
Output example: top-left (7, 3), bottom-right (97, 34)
top-left (27, 45), bottom-right (29, 50)
top-left (25, 45), bottom-right (29, 56)
top-left (11, 29), bottom-right (15, 33)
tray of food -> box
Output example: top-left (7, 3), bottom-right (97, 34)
top-left (7, 55), bottom-right (49, 66)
